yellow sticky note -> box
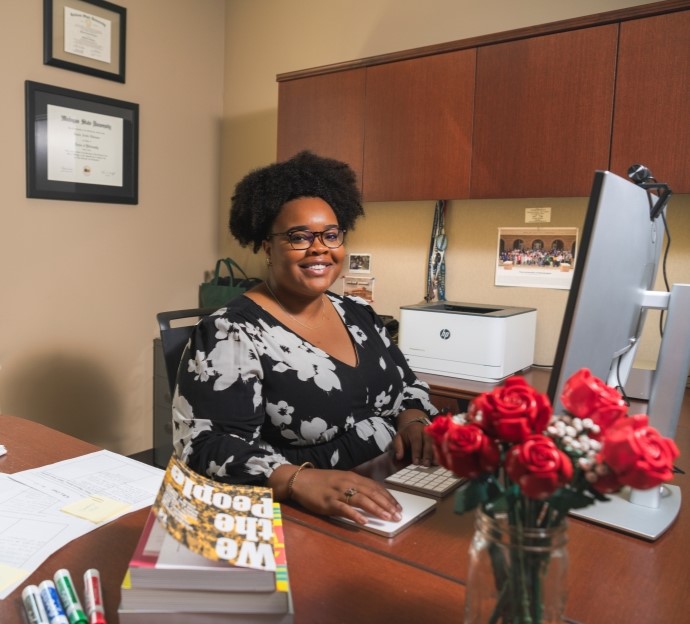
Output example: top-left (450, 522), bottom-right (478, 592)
top-left (61, 495), bottom-right (131, 523)
top-left (0, 563), bottom-right (28, 591)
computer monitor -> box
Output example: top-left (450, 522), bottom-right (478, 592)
top-left (547, 169), bottom-right (690, 540)
top-left (548, 170), bottom-right (663, 410)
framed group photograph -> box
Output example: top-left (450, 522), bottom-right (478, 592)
top-left (44, 0), bottom-right (127, 83)
top-left (25, 81), bottom-right (139, 204)
top-left (495, 226), bottom-right (578, 290)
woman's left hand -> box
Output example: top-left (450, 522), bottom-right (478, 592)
top-left (392, 410), bottom-right (435, 466)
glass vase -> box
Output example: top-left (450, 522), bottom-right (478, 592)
top-left (464, 509), bottom-right (568, 624)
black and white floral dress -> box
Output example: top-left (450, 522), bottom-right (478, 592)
top-left (172, 292), bottom-right (436, 486)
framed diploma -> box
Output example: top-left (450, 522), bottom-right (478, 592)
top-left (44, 0), bottom-right (127, 83)
top-left (25, 81), bottom-right (139, 204)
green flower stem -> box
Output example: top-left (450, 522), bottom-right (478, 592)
top-left (475, 460), bottom-right (567, 622)
top-left (485, 521), bottom-right (510, 622)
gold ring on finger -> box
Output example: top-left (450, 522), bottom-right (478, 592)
top-left (344, 487), bottom-right (357, 504)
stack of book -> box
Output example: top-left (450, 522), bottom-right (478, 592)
top-left (118, 455), bottom-right (293, 623)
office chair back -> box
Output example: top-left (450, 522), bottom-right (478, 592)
top-left (156, 307), bottom-right (216, 394)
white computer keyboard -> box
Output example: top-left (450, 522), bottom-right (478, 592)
top-left (384, 464), bottom-right (466, 498)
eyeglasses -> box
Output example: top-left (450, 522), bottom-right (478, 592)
top-left (267, 227), bottom-right (346, 250)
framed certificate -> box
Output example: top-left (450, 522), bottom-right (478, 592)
top-left (44, 0), bottom-right (127, 83)
top-left (25, 81), bottom-right (139, 204)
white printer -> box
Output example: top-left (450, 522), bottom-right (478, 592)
top-left (398, 301), bottom-right (537, 382)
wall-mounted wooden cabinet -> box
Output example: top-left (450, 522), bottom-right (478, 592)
top-left (277, 52), bottom-right (475, 201)
top-left (471, 25), bottom-right (617, 198)
top-left (277, 3), bottom-right (690, 199)
top-left (277, 68), bottom-right (366, 189)
top-left (611, 10), bottom-right (690, 192)
top-left (363, 50), bottom-right (475, 201)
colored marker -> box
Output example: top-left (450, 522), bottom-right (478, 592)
top-left (54, 569), bottom-right (87, 624)
top-left (38, 580), bottom-right (68, 624)
top-left (83, 569), bottom-right (107, 624)
top-left (21, 584), bottom-right (50, 624)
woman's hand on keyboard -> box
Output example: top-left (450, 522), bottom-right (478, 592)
top-left (393, 410), bottom-right (435, 466)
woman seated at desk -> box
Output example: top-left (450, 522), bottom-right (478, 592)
top-left (173, 151), bottom-right (437, 525)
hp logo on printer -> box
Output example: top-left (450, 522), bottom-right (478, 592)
top-left (439, 328), bottom-right (451, 340)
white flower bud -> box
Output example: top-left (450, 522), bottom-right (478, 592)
top-left (578, 457), bottom-right (592, 470)
top-left (563, 436), bottom-right (576, 450)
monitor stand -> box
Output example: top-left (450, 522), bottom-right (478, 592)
top-left (570, 283), bottom-right (690, 540)
top-left (624, 367), bottom-right (655, 401)
top-left (570, 484), bottom-right (681, 540)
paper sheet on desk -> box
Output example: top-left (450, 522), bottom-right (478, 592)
top-left (0, 450), bottom-right (164, 599)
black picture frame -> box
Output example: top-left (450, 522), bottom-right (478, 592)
top-left (25, 81), bottom-right (139, 204)
top-left (44, 0), bottom-right (127, 83)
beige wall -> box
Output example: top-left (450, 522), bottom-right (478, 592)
top-left (222, 0), bottom-right (690, 368)
top-left (0, 1), bottom-right (225, 454)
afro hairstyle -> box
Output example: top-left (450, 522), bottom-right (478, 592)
top-left (229, 151), bottom-right (364, 252)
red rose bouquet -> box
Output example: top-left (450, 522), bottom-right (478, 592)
top-left (427, 368), bottom-right (679, 623)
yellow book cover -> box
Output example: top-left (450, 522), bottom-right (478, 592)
top-left (151, 454), bottom-right (275, 571)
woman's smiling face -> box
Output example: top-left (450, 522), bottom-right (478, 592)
top-left (263, 196), bottom-right (345, 299)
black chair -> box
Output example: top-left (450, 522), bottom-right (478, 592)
top-left (156, 307), bottom-right (216, 394)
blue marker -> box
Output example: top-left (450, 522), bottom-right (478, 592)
top-left (38, 580), bottom-right (69, 624)
top-left (21, 585), bottom-right (50, 624)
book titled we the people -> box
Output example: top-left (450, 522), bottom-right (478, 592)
top-left (126, 509), bottom-right (278, 592)
top-left (151, 454), bottom-right (276, 571)
top-left (120, 505), bottom-right (292, 614)
top-left (119, 456), bottom-right (293, 620)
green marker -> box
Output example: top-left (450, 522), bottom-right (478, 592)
top-left (54, 569), bottom-right (88, 624)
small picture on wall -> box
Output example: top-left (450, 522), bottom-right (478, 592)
top-left (342, 275), bottom-right (375, 303)
top-left (348, 253), bottom-right (371, 273)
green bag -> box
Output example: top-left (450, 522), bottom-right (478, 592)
top-left (199, 258), bottom-right (262, 308)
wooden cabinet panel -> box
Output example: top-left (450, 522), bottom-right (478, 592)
top-left (429, 393), bottom-right (467, 415)
top-left (277, 69), bottom-right (366, 188)
top-left (362, 50), bottom-right (476, 201)
top-left (471, 26), bottom-right (618, 198)
top-left (611, 10), bottom-right (690, 193)
top-left (276, 6), bottom-right (688, 201)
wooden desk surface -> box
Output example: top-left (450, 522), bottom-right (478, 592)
top-left (0, 415), bottom-right (463, 624)
top-left (0, 416), bottom-right (150, 624)
top-left (417, 366), bottom-right (552, 400)
top-left (284, 522), bottom-right (464, 624)
top-left (3, 390), bottom-right (689, 624)
top-left (283, 386), bottom-right (690, 624)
